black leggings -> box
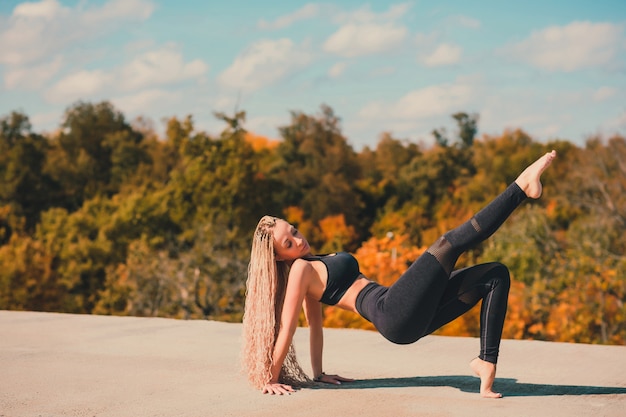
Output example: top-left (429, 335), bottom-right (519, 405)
top-left (356, 183), bottom-right (525, 364)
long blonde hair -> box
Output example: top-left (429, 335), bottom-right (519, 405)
top-left (241, 216), bottom-right (311, 389)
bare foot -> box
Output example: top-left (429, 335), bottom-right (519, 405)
top-left (470, 357), bottom-right (502, 398)
top-left (514, 150), bottom-right (557, 199)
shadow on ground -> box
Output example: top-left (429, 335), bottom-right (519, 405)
top-left (312, 375), bottom-right (626, 397)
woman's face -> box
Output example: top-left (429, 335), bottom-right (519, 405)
top-left (272, 219), bottom-right (311, 261)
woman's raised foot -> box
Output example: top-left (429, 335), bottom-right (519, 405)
top-left (515, 150), bottom-right (557, 199)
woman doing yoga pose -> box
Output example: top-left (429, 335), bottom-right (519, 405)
top-left (242, 151), bottom-right (557, 398)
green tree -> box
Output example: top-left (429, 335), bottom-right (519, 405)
top-left (0, 112), bottom-right (57, 231)
top-left (431, 112), bottom-right (479, 179)
top-left (0, 232), bottom-right (62, 311)
top-left (271, 105), bottom-right (364, 247)
top-left (45, 101), bottom-right (148, 210)
top-left (361, 133), bottom-right (424, 241)
top-left (95, 222), bottom-right (247, 321)
top-left (35, 199), bottom-right (117, 313)
top-left (562, 136), bottom-right (626, 254)
top-left (167, 111), bottom-right (265, 242)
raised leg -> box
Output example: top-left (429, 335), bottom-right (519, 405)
top-left (426, 150), bottom-right (556, 274)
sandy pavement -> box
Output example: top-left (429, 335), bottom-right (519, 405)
top-left (1, 310), bottom-right (625, 417)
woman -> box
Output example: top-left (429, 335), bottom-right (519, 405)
top-left (242, 150), bottom-right (557, 398)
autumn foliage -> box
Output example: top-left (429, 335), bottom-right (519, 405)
top-left (1, 102), bottom-right (624, 345)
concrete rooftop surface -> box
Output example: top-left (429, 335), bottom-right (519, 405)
top-left (1, 310), bottom-right (625, 417)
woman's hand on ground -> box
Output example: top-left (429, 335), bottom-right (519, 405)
top-left (315, 373), bottom-right (355, 385)
top-left (262, 382), bottom-right (295, 395)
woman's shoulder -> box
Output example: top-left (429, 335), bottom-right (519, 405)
top-left (287, 259), bottom-right (316, 289)
top-left (290, 257), bottom-right (314, 272)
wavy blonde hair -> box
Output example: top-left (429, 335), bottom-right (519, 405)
top-left (241, 216), bottom-right (312, 389)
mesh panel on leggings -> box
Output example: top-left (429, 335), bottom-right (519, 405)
top-left (426, 236), bottom-right (456, 275)
top-left (470, 217), bottom-right (481, 233)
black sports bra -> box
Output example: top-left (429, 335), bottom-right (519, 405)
top-left (303, 252), bottom-right (361, 305)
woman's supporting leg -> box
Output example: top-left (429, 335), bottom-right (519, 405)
top-left (422, 262), bottom-right (511, 364)
top-left (424, 263), bottom-right (510, 398)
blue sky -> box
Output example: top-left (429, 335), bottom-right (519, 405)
top-left (0, 0), bottom-right (624, 149)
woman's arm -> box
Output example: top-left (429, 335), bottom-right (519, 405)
top-left (263, 261), bottom-right (310, 394)
top-left (303, 295), bottom-right (355, 386)
top-left (303, 295), bottom-right (323, 379)
top-left (264, 260), bottom-right (354, 393)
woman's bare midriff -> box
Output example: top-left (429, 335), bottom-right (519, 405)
top-left (335, 275), bottom-right (373, 313)
top-left (305, 258), bottom-right (372, 313)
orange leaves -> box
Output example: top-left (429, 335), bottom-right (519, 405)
top-left (3, 106), bottom-right (626, 346)
top-left (319, 214), bottom-right (355, 243)
top-left (501, 280), bottom-right (532, 340)
top-left (244, 132), bottom-right (279, 151)
top-left (355, 233), bottom-right (425, 287)
top-left (318, 214), bottom-right (356, 254)
top-left (544, 259), bottom-right (625, 344)
top-left (545, 199), bottom-right (558, 217)
top-left (433, 304), bottom-right (480, 338)
top-left (322, 306), bottom-right (375, 331)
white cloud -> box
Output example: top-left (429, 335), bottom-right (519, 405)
top-left (43, 44), bottom-right (208, 103)
top-left (30, 110), bottom-right (63, 132)
top-left (323, 3), bottom-right (410, 57)
top-left (593, 86), bottom-right (616, 102)
top-left (359, 79), bottom-right (475, 121)
top-left (82, 0), bottom-right (154, 25)
top-left (328, 61), bottom-right (348, 78)
top-left (212, 95), bottom-right (239, 113)
top-left (480, 91), bottom-right (543, 129)
top-left (217, 38), bottom-right (312, 92)
top-left (383, 2), bottom-right (412, 20)
top-left (475, 87), bottom-right (610, 142)
top-left (332, 2), bottom-right (411, 25)
top-left (503, 21), bottom-right (625, 72)
top-left (13, 0), bottom-right (65, 19)
top-left (245, 114), bottom-right (288, 138)
top-left (421, 43), bottom-right (462, 67)
top-left (258, 3), bottom-right (319, 30)
top-left (0, 0), bottom-right (155, 67)
top-left (324, 23), bottom-right (407, 57)
top-left (44, 69), bottom-right (112, 103)
top-left (4, 55), bottom-right (63, 89)
top-left (124, 39), bottom-right (156, 54)
top-left (119, 44), bottom-right (209, 91)
top-left (112, 89), bottom-right (182, 115)
top-left (0, 0), bottom-right (70, 66)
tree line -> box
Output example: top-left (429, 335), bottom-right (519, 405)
top-left (1, 101), bottom-right (624, 344)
